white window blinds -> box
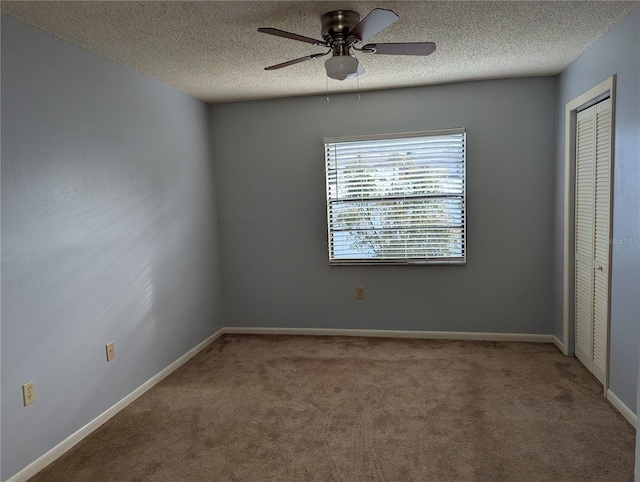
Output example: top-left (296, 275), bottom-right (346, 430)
top-left (324, 129), bottom-right (466, 265)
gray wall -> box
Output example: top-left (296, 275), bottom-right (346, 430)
top-left (553, 10), bottom-right (639, 414)
top-left (210, 77), bottom-right (557, 334)
top-left (1, 16), bottom-right (224, 480)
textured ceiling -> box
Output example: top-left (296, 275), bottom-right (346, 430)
top-left (2, 1), bottom-right (638, 103)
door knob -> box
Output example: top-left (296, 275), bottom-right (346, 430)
top-left (596, 266), bottom-right (603, 271)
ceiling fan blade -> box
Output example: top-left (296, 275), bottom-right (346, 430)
top-left (349, 8), bottom-right (399, 43)
top-left (364, 42), bottom-right (436, 56)
top-left (264, 53), bottom-right (326, 70)
top-left (258, 27), bottom-right (324, 46)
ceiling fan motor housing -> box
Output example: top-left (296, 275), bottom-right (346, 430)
top-left (321, 10), bottom-right (361, 46)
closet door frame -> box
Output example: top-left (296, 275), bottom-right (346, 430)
top-left (561, 75), bottom-right (615, 396)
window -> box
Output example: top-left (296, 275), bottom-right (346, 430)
top-left (324, 129), bottom-right (466, 265)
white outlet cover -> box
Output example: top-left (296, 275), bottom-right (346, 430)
top-left (22, 381), bottom-right (35, 406)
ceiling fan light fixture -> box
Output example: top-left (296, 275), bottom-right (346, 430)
top-left (324, 55), bottom-right (359, 80)
top-left (346, 58), bottom-right (365, 79)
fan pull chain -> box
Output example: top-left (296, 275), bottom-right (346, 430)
top-left (326, 75), bottom-right (330, 102)
top-left (356, 73), bottom-right (360, 100)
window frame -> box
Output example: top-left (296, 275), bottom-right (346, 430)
top-left (324, 128), bottom-right (467, 266)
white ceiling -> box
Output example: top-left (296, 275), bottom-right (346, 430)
top-left (2, 1), bottom-right (638, 103)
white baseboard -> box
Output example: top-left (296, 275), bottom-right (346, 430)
top-left (606, 389), bottom-right (637, 428)
top-left (223, 326), bottom-right (555, 343)
top-left (552, 336), bottom-right (568, 355)
top-left (7, 328), bottom-right (225, 482)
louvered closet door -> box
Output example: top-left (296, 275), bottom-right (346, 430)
top-left (591, 99), bottom-right (612, 384)
top-left (574, 98), bottom-right (612, 386)
top-left (575, 107), bottom-right (595, 372)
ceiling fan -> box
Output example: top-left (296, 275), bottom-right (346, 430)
top-left (258, 8), bottom-right (436, 80)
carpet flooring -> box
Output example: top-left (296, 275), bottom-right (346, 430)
top-left (29, 335), bottom-right (636, 481)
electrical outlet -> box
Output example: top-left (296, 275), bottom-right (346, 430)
top-left (356, 287), bottom-right (365, 300)
top-left (106, 342), bottom-right (115, 362)
top-left (22, 381), bottom-right (35, 406)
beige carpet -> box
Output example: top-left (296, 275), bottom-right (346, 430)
top-left (30, 335), bottom-right (635, 481)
